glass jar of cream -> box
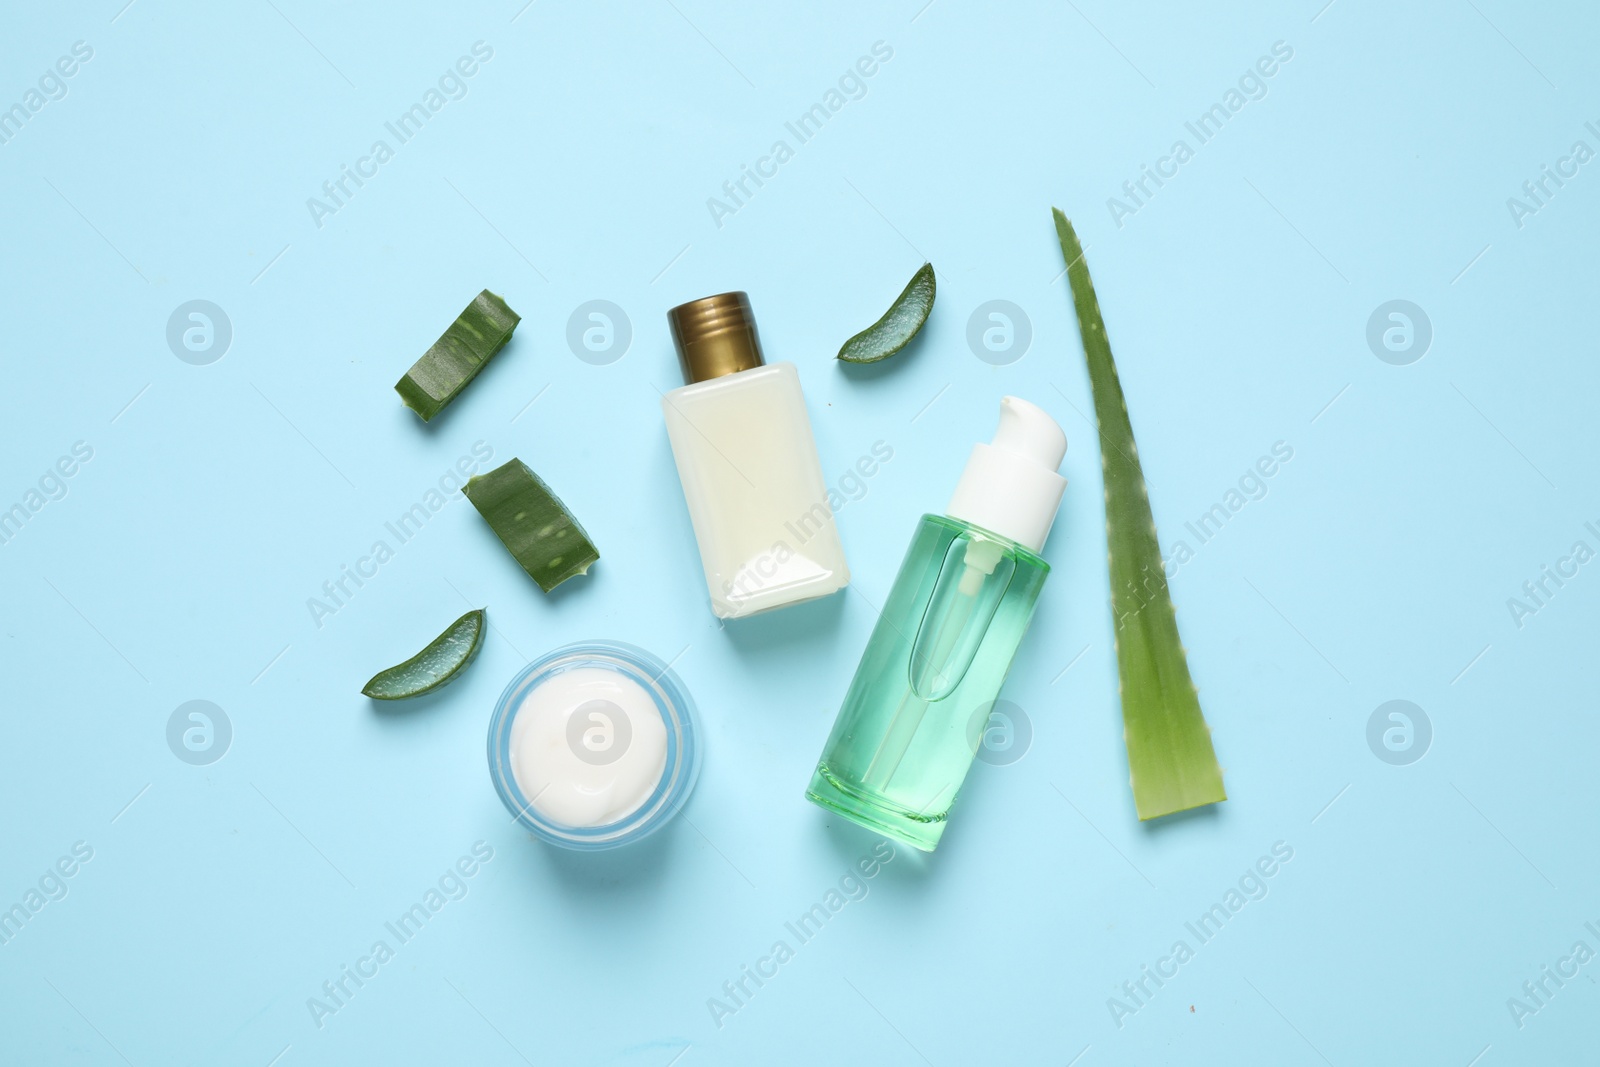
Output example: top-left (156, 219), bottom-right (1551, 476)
top-left (488, 641), bottom-right (701, 850)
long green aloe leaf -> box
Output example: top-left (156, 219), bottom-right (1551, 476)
top-left (1053, 208), bottom-right (1226, 820)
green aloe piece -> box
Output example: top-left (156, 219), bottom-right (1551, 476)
top-left (362, 608), bottom-right (486, 700)
top-left (395, 290), bottom-right (521, 421)
top-left (463, 458), bottom-right (599, 593)
top-left (1053, 209), bottom-right (1226, 821)
top-left (836, 262), bottom-right (936, 363)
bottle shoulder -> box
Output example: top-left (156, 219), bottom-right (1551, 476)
top-left (916, 513), bottom-right (1051, 572)
top-left (664, 362), bottom-right (799, 402)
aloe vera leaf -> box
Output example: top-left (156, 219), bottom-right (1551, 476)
top-left (462, 459), bottom-right (599, 593)
top-left (837, 263), bottom-right (936, 363)
top-left (1053, 209), bottom-right (1226, 821)
top-left (395, 290), bottom-right (521, 421)
top-left (362, 608), bottom-right (486, 699)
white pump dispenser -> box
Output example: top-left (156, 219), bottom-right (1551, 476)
top-left (945, 396), bottom-right (1068, 553)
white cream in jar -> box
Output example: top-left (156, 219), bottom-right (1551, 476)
top-left (507, 666), bottom-right (668, 827)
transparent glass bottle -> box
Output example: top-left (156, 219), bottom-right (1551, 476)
top-left (806, 398), bottom-right (1067, 851)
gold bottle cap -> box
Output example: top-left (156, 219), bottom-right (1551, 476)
top-left (668, 291), bottom-right (765, 384)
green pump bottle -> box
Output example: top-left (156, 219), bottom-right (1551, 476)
top-left (806, 397), bottom-right (1068, 851)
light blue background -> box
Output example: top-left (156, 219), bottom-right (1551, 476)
top-left (2, 1), bottom-right (1596, 1063)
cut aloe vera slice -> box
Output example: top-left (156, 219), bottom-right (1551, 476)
top-left (395, 290), bottom-right (520, 421)
top-left (463, 459), bottom-right (599, 592)
top-left (1053, 208), bottom-right (1226, 821)
top-left (362, 608), bottom-right (486, 700)
top-left (837, 263), bottom-right (936, 364)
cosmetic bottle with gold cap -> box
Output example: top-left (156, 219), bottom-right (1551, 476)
top-left (663, 291), bottom-right (849, 619)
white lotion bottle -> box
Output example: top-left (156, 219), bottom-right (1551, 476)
top-left (663, 291), bottom-right (849, 619)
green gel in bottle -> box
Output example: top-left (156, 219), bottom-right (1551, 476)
top-left (806, 397), bottom-right (1067, 851)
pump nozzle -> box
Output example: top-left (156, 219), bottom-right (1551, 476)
top-left (992, 395), bottom-right (1067, 468)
